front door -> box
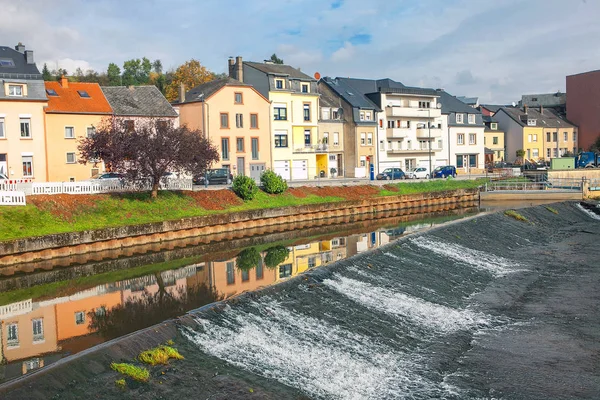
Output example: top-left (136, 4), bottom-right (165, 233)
top-left (237, 157), bottom-right (245, 176)
top-left (462, 155), bottom-right (469, 171)
top-left (0, 154), bottom-right (6, 175)
top-left (250, 163), bottom-right (265, 182)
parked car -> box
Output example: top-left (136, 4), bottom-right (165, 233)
top-left (0, 172), bottom-right (8, 180)
top-left (376, 168), bottom-right (406, 180)
top-left (91, 172), bottom-right (124, 180)
top-left (432, 165), bottom-right (457, 179)
top-left (406, 167), bottom-right (430, 179)
top-left (193, 168), bottom-right (233, 185)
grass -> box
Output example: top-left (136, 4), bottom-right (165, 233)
top-left (115, 379), bottom-right (126, 388)
top-left (545, 206), bottom-right (559, 214)
top-left (139, 345), bottom-right (184, 366)
top-left (379, 178), bottom-right (486, 196)
top-left (504, 209), bottom-right (530, 223)
top-left (110, 363), bottom-right (149, 382)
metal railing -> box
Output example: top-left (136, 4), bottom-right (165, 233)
top-left (485, 178), bottom-right (582, 192)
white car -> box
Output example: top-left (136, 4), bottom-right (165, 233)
top-left (407, 167), bottom-right (430, 179)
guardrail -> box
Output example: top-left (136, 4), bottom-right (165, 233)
top-left (0, 190), bottom-right (26, 205)
top-left (485, 178), bottom-right (582, 192)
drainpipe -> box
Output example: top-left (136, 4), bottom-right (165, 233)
top-left (268, 100), bottom-right (273, 170)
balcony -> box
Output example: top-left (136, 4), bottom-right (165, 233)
top-left (294, 144), bottom-right (331, 153)
top-left (386, 148), bottom-right (431, 154)
top-left (416, 126), bottom-right (442, 138)
top-left (387, 128), bottom-right (411, 138)
top-left (386, 106), bottom-right (441, 118)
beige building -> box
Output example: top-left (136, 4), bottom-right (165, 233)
top-left (175, 77), bottom-right (272, 180)
top-left (483, 116), bottom-right (505, 165)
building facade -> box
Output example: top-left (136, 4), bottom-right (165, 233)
top-left (483, 116), bottom-right (505, 165)
top-left (566, 69), bottom-right (600, 151)
top-left (44, 78), bottom-right (113, 181)
top-left (0, 43), bottom-right (48, 180)
top-left (317, 87), bottom-right (345, 177)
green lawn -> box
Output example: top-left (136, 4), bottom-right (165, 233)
top-left (0, 179), bottom-right (486, 242)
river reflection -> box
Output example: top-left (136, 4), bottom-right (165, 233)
top-left (0, 206), bottom-right (479, 383)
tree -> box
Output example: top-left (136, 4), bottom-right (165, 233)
top-left (264, 246), bottom-right (290, 269)
top-left (164, 59), bottom-right (213, 102)
top-left (270, 53), bottom-right (284, 64)
top-left (74, 67), bottom-right (84, 81)
top-left (41, 63), bottom-right (52, 81)
top-left (78, 117), bottom-right (219, 198)
top-left (236, 247), bottom-right (262, 271)
top-left (107, 63), bottom-right (121, 86)
top-left (122, 58), bottom-right (142, 86)
top-left (52, 68), bottom-right (68, 80)
top-left (212, 72), bottom-right (228, 80)
top-left (152, 59), bottom-right (163, 74)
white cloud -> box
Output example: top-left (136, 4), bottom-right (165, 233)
top-left (331, 42), bottom-right (355, 62)
top-left (41, 58), bottom-right (93, 74)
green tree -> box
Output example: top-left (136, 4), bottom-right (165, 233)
top-left (141, 57), bottom-right (152, 83)
top-left (74, 67), bottom-right (84, 81)
top-left (122, 58), bottom-right (142, 86)
top-left (270, 53), bottom-right (284, 64)
top-left (264, 246), bottom-right (290, 269)
top-left (152, 59), bottom-right (163, 74)
top-left (41, 63), bottom-right (52, 81)
top-left (107, 63), bottom-right (121, 86)
top-left (236, 247), bottom-right (262, 271)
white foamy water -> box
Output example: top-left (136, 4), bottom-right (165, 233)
top-left (384, 251), bottom-right (400, 259)
top-left (182, 299), bottom-right (443, 400)
top-left (576, 203), bottom-right (600, 220)
top-left (324, 275), bottom-right (489, 333)
top-left (410, 236), bottom-right (520, 276)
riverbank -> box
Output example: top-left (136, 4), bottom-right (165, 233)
top-left (2, 201), bottom-right (599, 399)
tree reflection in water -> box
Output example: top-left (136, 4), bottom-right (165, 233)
top-left (88, 272), bottom-right (222, 340)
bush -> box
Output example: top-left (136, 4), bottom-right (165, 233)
top-left (236, 247), bottom-right (262, 271)
top-left (139, 345), bottom-right (184, 366)
top-left (232, 175), bottom-right (258, 200)
top-left (111, 362), bottom-right (149, 382)
top-left (264, 245), bottom-right (290, 269)
top-left (260, 170), bottom-right (288, 194)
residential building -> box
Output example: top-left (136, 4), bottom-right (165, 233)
top-left (483, 115), bottom-right (505, 165)
top-left (519, 92), bottom-right (566, 115)
top-left (317, 85), bottom-right (345, 176)
top-left (229, 57), bottom-right (321, 181)
top-left (566, 69), bottom-right (600, 151)
top-left (478, 104), bottom-right (504, 117)
top-left (438, 90), bottom-right (486, 172)
top-left (207, 256), bottom-right (277, 298)
top-left (318, 77), bottom-right (378, 177)
top-left (174, 77), bottom-right (271, 180)
top-left (101, 85), bottom-right (178, 128)
top-left (0, 43), bottom-right (48, 180)
top-left (456, 96), bottom-right (479, 108)
top-left (44, 77), bottom-right (113, 181)
top-left (494, 106), bottom-right (577, 163)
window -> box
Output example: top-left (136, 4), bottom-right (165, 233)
top-left (65, 126), bottom-right (75, 138)
top-left (124, 120), bottom-right (134, 132)
top-left (367, 133), bottom-right (373, 145)
top-left (236, 137), bottom-right (244, 152)
top-left (0, 117), bottom-right (4, 138)
top-left (0, 58), bottom-right (15, 67)
top-left (406, 140), bottom-right (412, 150)
top-left (279, 263), bottom-right (292, 278)
top-left (493, 136), bottom-right (498, 145)
top-left (491, 122), bottom-right (497, 130)
top-left (274, 134), bottom-right (288, 148)
top-left (66, 152), bottom-right (76, 164)
top-left (456, 155), bottom-right (464, 168)
top-left (528, 134), bottom-right (532, 143)
top-left (563, 132), bottom-right (568, 142)
top-left (469, 154), bottom-right (477, 167)
top-left (275, 79), bottom-right (284, 89)
top-left (365, 112), bottom-right (371, 121)
top-left (22, 156), bottom-right (33, 177)
top-left (46, 89), bottom-right (58, 96)
top-left (20, 118), bottom-right (31, 138)
top-left (95, 306), bottom-right (106, 317)
top-left (547, 148), bottom-right (551, 158)
top-left (457, 133), bottom-right (464, 145)
top-left (7, 323), bottom-right (18, 346)
top-left (301, 84), bottom-right (308, 93)
top-left (77, 90), bottom-right (90, 98)
top-left (236, 113), bottom-right (243, 128)
top-left (221, 138), bottom-right (229, 160)
top-left (360, 133), bottom-right (366, 145)
top-left (468, 114), bottom-right (476, 124)
top-left (322, 108), bottom-right (330, 120)
top-left (527, 119), bottom-right (536, 126)
top-left (379, 140), bottom-right (385, 151)
top-left (274, 106), bottom-right (287, 120)
top-left (32, 318), bottom-right (44, 342)
top-left (532, 149), bottom-right (539, 158)
top-left (573, 132), bottom-right (577, 142)
top-left (87, 127), bottom-right (95, 137)
top-left (241, 269), bottom-right (249, 282)
top-left (303, 104), bottom-right (311, 121)
top-left (469, 133), bottom-right (476, 145)
top-left (226, 262), bottom-right (235, 285)
top-left (533, 134), bottom-right (537, 142)
top-left (220, 113), bottom-right (229, 128)
top-left (75, 311), bottom-right (85, 325)
top-left (531, 97), bottom-right (538, 102)
top-left (256, 260), bottom-right (264, 280)
top-left (360, 156), bottom-right (366, 167)
top-left (437, 139), bottom-right (442, 149)
top-left (332, 109), bottom-right (339, 119)
top-left (546, 132), bottom-right (551, 142)
top-left (234, 92), bottom-right (243, 104)
top-left (9, 85), bottom-right (23, 96)
top-left (456, 114), bottom-right (464, 124)
top-left (418, 101), bottom-right (431, 108)
top-left (387, 120), bottom-right (394, 129)
top-left (250, 113), bottom-right (258, 128)
top-left (333, 132), bottom-right (339, 146)
top-left (360, 111), bottom-right (365, 121)
top-left (304, 130), bottom-right (311, 146)
top-left (24, 359), bottom-right (42, 373)
top-left (553, 148), bottom-right (558, 158)
top-left (308, 256), bottom-right (316, 268)
top-left (251, 138), bottom-right (259, 160)
top-left (552, 132), bottom-right (557, 142)
top-left (322, 132), bottom-right (329, 144)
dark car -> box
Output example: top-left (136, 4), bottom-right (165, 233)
top-left (194, 168), bottom-right (233, 185)
top-left (91, 172), bottom-right (124, 179)
top-left (432, 165), bottom-right (457, 179)
top-left (376, 168), bottom-right (406, 180)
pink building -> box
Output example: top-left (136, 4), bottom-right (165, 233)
top-left (566, 70), bottom-right (600, 151)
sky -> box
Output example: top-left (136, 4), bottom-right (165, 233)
top-left (2, 0), bottom-right (600, 104)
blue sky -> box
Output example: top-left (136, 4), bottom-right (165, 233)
top-left (2, 0), bottom-right (600, 103)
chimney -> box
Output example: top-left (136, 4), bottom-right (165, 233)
top-left (14, 42), bottom-right (25, 53)
top-left (25, 50), bottom-right (34, 64)
top-left (179, 83), bottom-right (186, 103)
top-left (524, 104), bottom-right (528, 114)
top-left (228, 57), bottom-right (235, 79)
top-left (60, 75), bottom-right (68, 88)
top-left (235, 56), bottom-right (243, 83)
top-left (540, 105), bottom-right (544, 115)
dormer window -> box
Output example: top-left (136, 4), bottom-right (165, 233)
top-left (78, 90), bottom-right (90, 98)
top-left (46, 89), bottom-right (58, 96)
top-left (275, 79), bottom-right (284, 89)
top-left (456, 113), bottom-right (464, 124)
top-left (360, 111), bottom-right (365, 121)
top-left (301, 84), bottom-right (308, 93)
top-left (0, 58), bottom-right (15, 67)
top-left (468, 114), bottom-right (475, 124)
top-left (491, 122), bottom-right (498, 130)
top-left (322, 108), bottom-right (330, 120)
top-left (9, 85), bottom-right (23, 96)
top-left (332, 109), bottom-right (339, 119)
top-left (527, 119), bottom-right (537, 126)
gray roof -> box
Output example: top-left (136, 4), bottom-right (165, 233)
top-left (177, 77), bottom-right (251, 103)
top-left (498, 106), bottom-right (576, 128)
top-left (101, 86), bottom-right (178, 117)
top-left (243, 61), bottom-right (315, 81)
top-left (438, 90), bottom-right (481, 115)
top-left (0, 46), bottom-right (41, 79)
top-left (321, 77), bottom-right (380, 110)
top-left (0, 78), bottom-right (46, 101)
top-left (519, 92), bottom-right (566, 108)
top-left (457, 96), bottom-right (478, 105)
top-left (318, 85), bottom-right (342, 109)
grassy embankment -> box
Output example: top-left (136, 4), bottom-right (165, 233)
top-left (0, 179), bottom-right (485, 242)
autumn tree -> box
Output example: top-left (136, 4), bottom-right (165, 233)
top-left (270, 53), bottom-right (284, 64)
top-left (165, 59), bottom-right (213, 102)
top-left (78, 117), bottom-right (219, 198)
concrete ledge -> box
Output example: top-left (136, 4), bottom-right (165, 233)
top-left (480, 191), bottom-right (582, 201)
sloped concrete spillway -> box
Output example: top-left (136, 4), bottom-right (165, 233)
top-left (181, 202), bottom-right (600, 400)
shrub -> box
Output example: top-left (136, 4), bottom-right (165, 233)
top-left (139, 345), bottom-right (184, 366)
top-left (261, 170), bottom-right (288, 194)
top-left (236, 247), bottom-right (262, 271)
top-left (264, 245), bottom-right (290, 269)
top-left (504, 209), bottom-right (529, 223)
top-left (545, 206), bottom-right (559, 214)
top-left (232, 175), bottom-right (258, 200)
top-left (111, 362), bottom-right (150, 382)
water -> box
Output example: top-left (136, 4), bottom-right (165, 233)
top-left (0, 206), bottom-right (479, 384)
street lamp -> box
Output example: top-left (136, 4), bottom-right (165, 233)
top-left (428, 102), bottom-right (442, 175)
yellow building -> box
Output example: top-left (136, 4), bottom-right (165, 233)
top-left (0, 43), bottom-right (48, 180)
top-left (483, 116), bottom-right (505, 165)
top-left (44, 78), bottom-right (113, 181)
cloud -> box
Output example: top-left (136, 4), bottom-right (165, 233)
top-left (41, 58), bottom-right (93, 74)
top-left (331, 42), bottom-right (355, 62)
top-left (455, 70), bottom-right (477, 86)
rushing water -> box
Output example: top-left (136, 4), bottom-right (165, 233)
top-left (0, 206), bottom-right (479, 384)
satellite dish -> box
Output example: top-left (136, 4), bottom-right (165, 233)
top-left (314, 72), bottom-right (321, 80)
top-left (512, 102), bottom-right (516, 107)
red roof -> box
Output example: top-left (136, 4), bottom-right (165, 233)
top-left (44, 80), bottom-right (113, 114)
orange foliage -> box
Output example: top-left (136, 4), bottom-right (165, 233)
top-left (165, 59), bottom-right (213, 102)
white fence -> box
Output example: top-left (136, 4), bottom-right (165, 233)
top-left (0, 190), bottom-right (27, 205)
top-left (0, 178), bottom-right (192, 197)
